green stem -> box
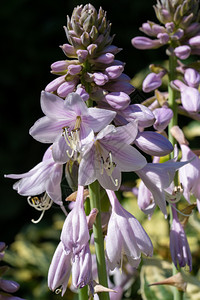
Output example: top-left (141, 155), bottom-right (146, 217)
top-left (168, 54), bottom-right (178, 151)
top-left (79, 286), bottom-right (88, 300)
top-left (89, 181), bottom-right (110, 300)
top-left (168, 54), bottom-right (183, 300)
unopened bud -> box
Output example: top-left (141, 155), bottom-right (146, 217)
top-left (174, 45), bottom-right (191, 60)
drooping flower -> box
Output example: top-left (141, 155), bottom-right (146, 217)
top-left (142, 71), bottom-right (166, 93)
top-left (78, 121), bottom-right (147, 190)
top-left (29, 92), bottom-right (116, 163)
top-left (135, 158), bottom-right (189, 216)
top-left (48, 185), bottom-right (92, 295)
top-left (179, 144), bottom-right (200, 210)
top-left (172, 79), bottom-right (200, 113)
top-left (5, 147), bottom-right (64, 208)
top-left (105, 190), bottom-right (153, 270)
top-left (170, 204), bottom-right (192, 271)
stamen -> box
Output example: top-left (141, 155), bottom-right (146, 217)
top-left (55, 287), bottom-right (62, 294)
top-left (99, 150), bottom-right (118, 186)
top-left (165, 186), bottom-right (192, 217)
top-left (62, 125), bottom-right (81, 159)
top-left (27, 193), bottom-right (53, 223)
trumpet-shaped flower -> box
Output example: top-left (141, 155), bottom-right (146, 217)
top-left (136, 159), bottom-right (189, 216)
top-left (30, 91), bottom-right (116, 163)
top-left (48, 186), bottom-right (92, 295)
top-left (61, 185), bottom-right (90, 254)
top-left (105, 190), bottom-right (153, 270)
top-left (179, 144), bottom-right (200, 211)
top-left (170, 204), bottom-right (192, 271)
top-left (5, 147), bottom-right (64, 206)
top-left (78, 121), bottom-right (147, 190)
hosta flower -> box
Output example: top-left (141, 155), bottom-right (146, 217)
top-left (170, 204), bottom-right (192, 271)
top-left (142, 71), bottom-right (166, 93)
top-left (105, 190), bottom-right (153, 270)
top-left (172, 79), bottom-right (200, 113)
top-left (179, 144), bottom-right (200, 211)
top-left (5, 147), bottom-right (64, 206)
top-left (78, 121), bottom-right (147, 190)
top-left (184, 68), bottom-right (200, 89)
top-left (30, 92), bottom-right (116, 163)
top-left (45, 4), bottom-right (134, 106)
top-left (134, 131), bottom-right (173, 156)
top-left (135, 158), bottom-right (189, 216)
top-left (153, 106), bottom-right (173, 132)
top-left (48, 185), bottom-right (92, 295)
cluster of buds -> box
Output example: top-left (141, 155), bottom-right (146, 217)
top-left (45, 4), bottom-right (134, 110)
top-left (0, 242), bottom-right (24, 300)
top-left (132, 0), bottom-right (200, 116)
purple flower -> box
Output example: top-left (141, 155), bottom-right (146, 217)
top-left (136, 159), bottom-right (189, 216)
top-left (170, 205), bottom-right (192, 271)
top-left (172, 79), bottom-right (200, 113)
top-left (131, 37), bottom-right (162, 49)
top-left (105, 190), bottom-right (153, 270)
top-left (48, 186), bottom-right (92, 294)
top-left (78, 121), bottom-right (147, 190)
top-left (5, 147), bottom-right (63, 206)
top-left (134, 131), bottom-right (173, 156)
top-left (142, 71), bottom-right (165, 93)
top-left (184, 68), bottom-right (200, 89)
top-left (137, 180), bottom-right (156, 217)
top-left (61, 186), bottom-right (90, 254)
top-left (114, 104), bottom-right (155, 128)
top-left (179, 144), bottom-right (200, 209)
top-left (29, 92), bottom-right (116, 163)
top-left (153, 106), bottom-right (173, 132)
top-left (174, 45), bottom-right (191, 60)
top-left (48, 242), bottom-right (72, 296)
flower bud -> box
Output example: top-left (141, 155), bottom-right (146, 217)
top-left (57, 78), bottom-right (78, 97)
top-left (131, 36), bottom-right (161, 49)
top-left (174, 45), bottom-right (191, 60)
top-left (104, 80), bottom-right (135, 95)
top-left (103, 92), bottom-right (130, 110)
top-left (45, 75), bottom-right (66, 93)
top-left (51, 60), bottom-right (68, 72)
top-left (157, 32), bottom-right (169, 44)
top-left (60, 43), bottom-right (77, 57)
top-left (76, 49), bottom-right (88, 63)
top-left (0, 279), bottom-right (20, 293)
top-left (184, 68), bottom-right (200, 88)
top-left (188, 35), bottom-right (200, 47)
top-left (142, 72), bottom-right (163, 93)
top-left (105, 65), bottom-right (124, 79)
top-left (68, 64), bottom-right (82, 75)
top-left (172, 79), bottom-right (200, 113)
top-left (134, 131), bottom-right (173, 156)
top-left (153, 106), bottom-right (173, 131)
top-left (93, 72), bottom-right (109, 86)
top-left (94, 53), bottom-right (114, 64)
top-left (75, 86), bottom-right (89, 101)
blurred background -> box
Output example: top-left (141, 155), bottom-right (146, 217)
top-left (1, 0), bottom-right (200, 299)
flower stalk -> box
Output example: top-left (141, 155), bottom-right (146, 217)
top-left (168, 54), bottom-right (178, 152)
top-left (168, 54), bottom-right (183, 300)
top-left (89, 181), bottom-right (110, 300)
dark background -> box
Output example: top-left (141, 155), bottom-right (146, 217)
top-left (1, 0), bottom-right (164, 243)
